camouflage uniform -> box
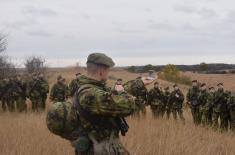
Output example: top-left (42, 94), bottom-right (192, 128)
top-left (50, 80), bottom-right (69, 103)
top-left (169, 87), bottom-right (185, 122)
top-left (0, 79), bottom-right (8, 111)
top-left (148, 86), bottom-right (164, 118)
top-left (163, 87), bottom-right (171, 119)
top-left (27, 77), bottom-right (44, 112)
top-left (212, 88), bottom-right (229, 130)
top-left (38, 77), bottom-right (49, 110)
top-left (69, 73), bottom-right (82, 97)
top-left (5, 77), bottom-right (24, 112)
top-left (206, 89), bottom-right (215, 126)
top-left (123, 78), bottom-right (148, 119)
top-left (187, 85), bottom-right (201, 125)
top-left (198, 89), bottom-right (211, 126)
top-left (228, 95), bottom-right (235, 132)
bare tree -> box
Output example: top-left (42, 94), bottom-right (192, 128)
top-left (25, 56), bottom-right (45, 74)
top-left (0, 56), bottom-right (16, 79)
top-left (0, 33), bottom-right (7, 53)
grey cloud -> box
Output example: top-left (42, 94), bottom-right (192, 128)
top-left (198, 8), bottom-right (217, 18)
top-left (174, 4), bottom-right (197, 14)
top-left (148, 21), bottom-right (175, 30)
top-left (4, 19), bottom-right (37, 30)
top-left (28, 30), bottom-right (53, 37)
top-left (22, 6), bottom-right (57, 17)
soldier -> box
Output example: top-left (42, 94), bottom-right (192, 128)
top-left (228, 94), bottom-right (235, 132)
top-left (123, 76), bottom-right (152, 119)
top-left (27, 73), bottom-right (43, 112)
top-left (148, 82), bottom-right (164, 118)
top-left (207, 87), bottom-right (216, 126)
top-left (50, 76), bottom-right (69, 103)
top-left (163, 87), bottom-right (171, 119)
top-left (69, 73), bottom-right (82, 97)
top-left (198, 83), bottom-right (210, 126)
top-left (212, 83), bottom-right (229, 131)
top-left (187, 80), bottom-right (201, 125)
top-left (7, 75), bottom-right (25, 112)
top-left (38, 73), bottom-right (49, 110)
top-left (169, 84), bottom-right (185, 122)
top-left (18, 74), bottom-right (27, 112)
top-left (0, 78), bottom-right (9, 111)
top-left (47, 53), bottom-right (137, 155)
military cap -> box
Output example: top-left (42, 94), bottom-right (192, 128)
top-left (209, 87), bottom-right (214, 90)
top-left (87, 53), bottom-right (115, 67)
top-left (217, 83), bottom-right (223, 86)
top-left (173, 84), bottom-right (178, 88)
top-left (57, 75), bottom-right (63, 81)
top-left (117, 78), bottom-right (123, 81)
top-left (75, 72), bottom-right (81, 76)
top-left (201, 83), bottom-right (206, 87)
top-left (192, 80), bottom-right (198, 83)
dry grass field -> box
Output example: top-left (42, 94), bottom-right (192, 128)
top-left (1, 68), bottom-right (235, 155)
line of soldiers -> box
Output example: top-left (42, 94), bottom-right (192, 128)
top-left (0, 73), bottom-right (49, 112)
top-left (187, 80), bottom-right (235, 132)
top-left (113, 79), bottom-right (185, 122)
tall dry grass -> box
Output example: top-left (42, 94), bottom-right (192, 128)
top-left (1, 69), bottom-right (235, 155)
top-left (1, 110), bottom-right (235, 155)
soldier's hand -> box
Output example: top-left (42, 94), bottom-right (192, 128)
top-left (142, 77), bottom-right (155, 86)
top-left (115, 85), bottom-right (124, 92)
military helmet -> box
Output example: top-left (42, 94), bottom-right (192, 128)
top-left (46, 102), bottom-right (78, 138)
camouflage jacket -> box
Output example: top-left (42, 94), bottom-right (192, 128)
top-left (187, 86), bottom-right (200, 106)
top-left (148, 87), bottom-right (164, 106)
top-left (27, 79), bottom-right (42, 98)
top-left (38, 78), bottom-right (49, 95)
top-left (50, 82), bottom-right (69, 102)
top-left (228, 96), bottom-right (235, 111)
top-left (163, 91), bottom-right (171, 108)
top-left (123, 79), bottom-right (148, 105)
top-left (69, 78), bottom-right (81, 96)
top-left (198, 90), bottom-right (210, 111)
top-left (74, 75), bottom-right (136, 142)
top-left (213, 89), bottom-right (229, 113)
top-left (6, 79), bottom-right (23, 98)
top-left (0, 79), bottom-right (8, 98)
top-left (169, 89), bottom-right (184, 109)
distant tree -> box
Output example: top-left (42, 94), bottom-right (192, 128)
top-left (162, 64), bottom-right (180, 77)
top-left (199, 62), bottom-right (208, 71)
top-left (159, 64), bottom-right (191, 85)
top-left (143, 64), bottom-right (155, 72)
top-left (0, 33), bottom-right (7, 53)
top-left (25, 56), bottom-right (45, 74)
top-left (127, 66), bottom-right (137, 72)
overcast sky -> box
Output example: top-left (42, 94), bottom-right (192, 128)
top-left (0, 0), bottom-right (235, 67)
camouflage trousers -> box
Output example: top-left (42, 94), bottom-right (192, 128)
top-left (42, 94), bottom-right (47, 110)
top-left (75, 134), bottom-right (130, 155)
top-left (229, 110), bottom-right (235, 132)
top-left (132, 104), bottom-right (146, 119)
top-left (1, 98), bottom-right (7, 111)
top-left (172, 108), bottom-right (185, 123)
top-left (7, 97), bottom-right (26, 112)
top-left (30, 97), bottom-right (43, 112)
top-left (212, 111), bottom-right (229, 131)
top-left (200, 109), bottom-right (213, 127)
top-left (190, 106), bottom-right (201, 125)
top-left (150, 105), bottom-right (165, 119)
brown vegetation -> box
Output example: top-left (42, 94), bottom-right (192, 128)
top-left (1, 69), bottom-right (235, 155)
